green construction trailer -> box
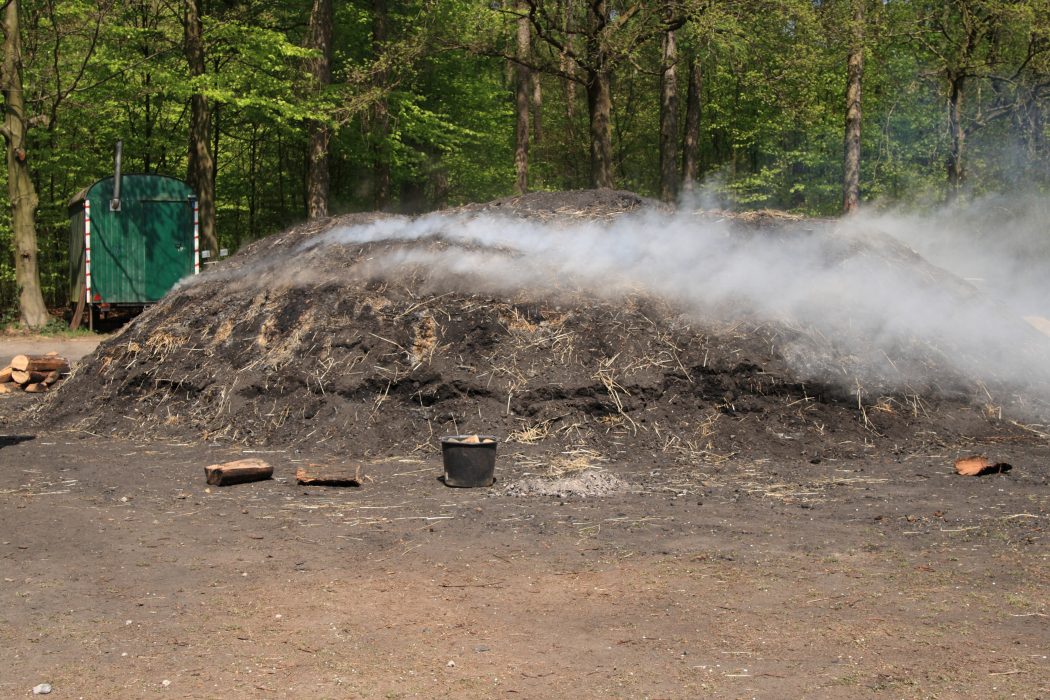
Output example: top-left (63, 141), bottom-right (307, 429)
top-left (68, 159), bottom-right (199, 327)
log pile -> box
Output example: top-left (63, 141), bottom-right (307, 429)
top-left (0, 353), bottom-right (71, 394)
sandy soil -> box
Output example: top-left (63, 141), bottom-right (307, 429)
top-left (0, 335), bottom-right (103, 366)
top-left (0, 432), bottom-right (1045, 699)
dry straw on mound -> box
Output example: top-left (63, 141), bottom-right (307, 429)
top-left (26, 191), bottom-right (1050, 464)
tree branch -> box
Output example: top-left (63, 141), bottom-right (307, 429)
top-left (521, 0), bottom-right (590, 71)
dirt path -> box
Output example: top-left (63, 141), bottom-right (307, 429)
top-left (0, 335), bottom-right (104, 366)
top-left (0, 434), bottom-right (1045, 698)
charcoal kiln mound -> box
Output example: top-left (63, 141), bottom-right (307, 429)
top-left (25, 190), bottom-right (1050, 465)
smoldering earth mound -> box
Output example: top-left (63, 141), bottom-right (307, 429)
top-left (25, 190), bottom-right (1050, 465)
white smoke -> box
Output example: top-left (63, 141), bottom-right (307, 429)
top-left (194, 193), bottom-right (1050, 403)
top-left (861, 193), bottom-right (1050, 317)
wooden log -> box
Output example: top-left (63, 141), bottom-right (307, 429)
top-left (11, 370), bottom-right (46, 386)
top-left (954, 455), bottom-right (1012, 476)
top-left (205, 458), bottom-right (273, 486)
top-left (0, 383), bottom-right (13, 394)
top-left (43, 370), bottom-right (61, 386)
top-left (24, 383), bottom-right (48, 393)
top-left (0, 366), bottom-right (11, 383)
top-left (9, 354), bottom-right (70, 373)
top-left (295, 463), bottom-right (362, 487)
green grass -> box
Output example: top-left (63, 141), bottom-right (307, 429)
top-left (0, 304), bottom-right (103, 337)
top-left (1, 318), bottom-right (97, 337)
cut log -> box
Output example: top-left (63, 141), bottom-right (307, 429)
top-left (0, 383), bottom-right (13, 394)
top-left (954, 455), bottom-right (990, 475)
top-left (205, 458), bottom-right (273, 486)
top-left (43, 370), bottom-right (61, 386)
top-left (11, 370), bottom-right (45, 386)
top-left (9, 354), bottom-right (70, 373)
top-left (24, 383), bottom-right (48, 393)
top-left (954, 455), bottom-right (1012, 476)
top-left (295, 463), bottom-right (362, 487)
top-left (0, 366), bottom-right (11, 383)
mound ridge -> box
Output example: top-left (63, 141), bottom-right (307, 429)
top-left (29, 191), bottom-right (1045, 463)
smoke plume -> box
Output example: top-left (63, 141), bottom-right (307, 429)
top-left (196, 194), bottom-right (1050, 406)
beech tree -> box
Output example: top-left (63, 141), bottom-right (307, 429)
top-left (371, 0), bottom-right (392, 210)
top-left (495, 0), bottom-right (689, 188)
top-left (183, 0), bottom-right (216, 254)
top-left (913, 0), bottom-right (1050, 198)
top-left (515, 0), bottom-right (530, 193)
top-left (1, 0), bottom-right (46, 326)
top-left (305, 0), bottom-right (333, 219)
top-left (681, 49), bottom-right (701, 191)
top-left (659, 20), bottom-right (678, 202)
top-left (842, 0), bottom-right (863, 213)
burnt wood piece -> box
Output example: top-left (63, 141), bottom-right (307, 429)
top-left (205, 458), bottom-right (273, 486)
top-left (954, 455), bottom-right (1012, 476)
top-left (295, 463), bottom-right (362, 487)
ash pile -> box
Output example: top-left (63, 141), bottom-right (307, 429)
top-left (27, 190), bottom-right (1050, 463)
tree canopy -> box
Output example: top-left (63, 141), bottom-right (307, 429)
top-left (1, 0), bottom-right (1048, 322)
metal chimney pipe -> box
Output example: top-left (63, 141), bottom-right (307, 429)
top-left (111, 140), bottom-right (123, 211)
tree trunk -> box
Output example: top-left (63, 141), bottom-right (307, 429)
top-left (559, 0), bottom-right (580, 185)
top-left (143, 73), bottom-right (153, 172)
top-left (560, 0), bottom-right (577, 125)
top-left (184, 0), bottom-right (217, 255)
top-left (531, 71), bottom-right (543, 144)
top-left (585, 0), bottom-right (614, 189)
top-left (658, 28), bottom-right (678, 203)
top-left (1031, 95), bottom-right (1044, 157)
top-left (946, 75), bottom-right (965, 199)
top-left (1, 0), bottom-right (47, 328)
top-left (586, 71), bottom-right (614, 189)
top-left (305, 0), bottom-right (333, 219)
top-left (249, 123), bottom-right (258, 237)
top-left (429, 151), bottom-right (450, 210)
top-left (372, 0), bottom-right (391, 210)
top-left (212, 99), bottom-right (220, 184)
top-left (681, 53), bottom-right (701, 191)
top-left (514, 5), bottom-right (530, 194)
top-left (842, 0), bottom-right (863, 214)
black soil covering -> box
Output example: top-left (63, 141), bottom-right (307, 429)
top-left (28, 191), bottom-right (1047, 463)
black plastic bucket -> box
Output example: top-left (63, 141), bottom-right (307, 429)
top-left (441, 436), bottom-right (498, 487)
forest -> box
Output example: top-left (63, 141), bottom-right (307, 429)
top-left (1, 0), bottom-right (1048, 326)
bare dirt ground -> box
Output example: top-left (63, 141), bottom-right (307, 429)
top-left (0, 432), bottom-right (1046, 699)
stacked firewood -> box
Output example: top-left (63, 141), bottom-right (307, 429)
top-left (0, 353), bottom-right (70, 394)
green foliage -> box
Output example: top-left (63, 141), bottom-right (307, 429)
top-left (2, 0), bottom-right (1049, 318)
